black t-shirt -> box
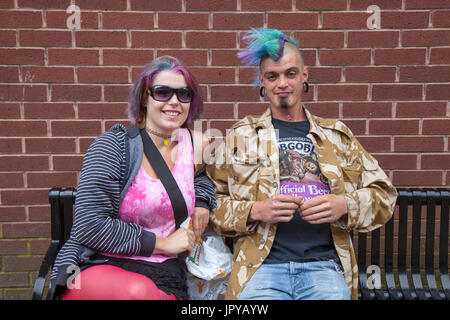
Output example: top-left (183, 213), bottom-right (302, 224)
top-left (264, 118), bottom-right (339, 264)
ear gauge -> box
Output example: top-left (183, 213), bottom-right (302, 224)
top-left (259, 87), bottom-right (266, 97)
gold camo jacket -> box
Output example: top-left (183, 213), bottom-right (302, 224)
top-left (206, 105), bottom-right (398, 300)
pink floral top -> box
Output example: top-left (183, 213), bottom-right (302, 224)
top-left (103, 128), bottom-right (195, 263)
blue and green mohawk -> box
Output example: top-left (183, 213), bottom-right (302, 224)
top-left (237, 28), bottom-right (300, 87)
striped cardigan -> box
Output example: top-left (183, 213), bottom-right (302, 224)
top-left (50, 123), bottom-right (216, 296)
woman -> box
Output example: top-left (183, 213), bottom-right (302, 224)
top-left (50, 56), bottom-right (216, 300)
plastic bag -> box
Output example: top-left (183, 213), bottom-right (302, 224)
top-left (182, 222), bottom-right (233, 300)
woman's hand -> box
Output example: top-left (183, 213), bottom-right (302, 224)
top-left (192, 207), bottom-right (210, 239)
top-left (154, 228), bottom-right (195, 256)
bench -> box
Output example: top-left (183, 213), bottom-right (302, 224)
top-left (32, 187), bottom-right (449, 300)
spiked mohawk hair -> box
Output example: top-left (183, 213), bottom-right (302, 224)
top-left (237, 28), bottom-right (300, 87)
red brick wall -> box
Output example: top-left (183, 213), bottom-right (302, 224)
top-left (0, 0), bottom-right (449, 299)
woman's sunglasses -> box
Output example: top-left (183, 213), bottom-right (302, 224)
top-left (147, 85), bottom-right (193, 103)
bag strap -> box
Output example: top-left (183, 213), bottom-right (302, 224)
top-left (139, 128), bottom-right (188, 229)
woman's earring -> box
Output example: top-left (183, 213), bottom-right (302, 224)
top-left (259, 87), bottom-right (266, 97)
top-left (303, 82), bottom-right (309, 93)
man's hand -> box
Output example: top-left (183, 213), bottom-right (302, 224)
top-left (299, 194), bottom-right (348, 224)
top-left (192, 207), bottom-right (210, 239)
top-left (249, 194), bottom-right (303, 223)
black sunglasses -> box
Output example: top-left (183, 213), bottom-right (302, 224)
top-left (147, 85), bottom-right (193, 103)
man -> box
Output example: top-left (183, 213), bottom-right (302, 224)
top-left (206, 28), bottom-right (397, 300)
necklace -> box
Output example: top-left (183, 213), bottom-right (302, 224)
top-left (146, 127), bottom-right (174, 146)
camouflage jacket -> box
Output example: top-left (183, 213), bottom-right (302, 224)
top-left (206, 106), bottom-right (397, 300)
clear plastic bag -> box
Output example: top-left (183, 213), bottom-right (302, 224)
top-left (184, 226), bottom-right (233, 300)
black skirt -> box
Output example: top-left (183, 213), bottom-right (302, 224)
top-left (54, 254), bottom-right (187, 300)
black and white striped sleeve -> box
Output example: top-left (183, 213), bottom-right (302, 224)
top-left (194, 165), bottom-right (217, 210)
top-left (72, 130), bottom-right (155, 257)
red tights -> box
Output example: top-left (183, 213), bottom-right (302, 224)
top-left (62, 265), bottom-right (179, 300)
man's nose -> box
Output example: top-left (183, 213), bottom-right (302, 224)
top-left (278, 75), bottom-right (288, 88)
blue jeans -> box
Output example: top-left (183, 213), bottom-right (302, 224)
top-left (238, 260), bottom-right (351, 300)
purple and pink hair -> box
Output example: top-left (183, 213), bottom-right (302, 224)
top-left (128, 55), bottom-right (203, 127)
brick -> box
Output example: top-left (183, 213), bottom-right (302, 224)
top-left (0, 0), bottom-right (14, 7)
top-left (2, 256), bottom-right (44, 271)
top-left (0, 240), bottom-right (27, 255)
top-left (369, 120), bottom-right (419, 135)
top-left (46, 10), bottom-right (98, 29)
top-left (347, 31), bottom-right (399, 48)
top-left (27, 172), bottom-right (78, 188)
top-left (131, 0), bottom-right (182, 10)
top-left (0, 30), bottom-right (16, 46)
top-left (104, 85), bottom-right (130, 102)
top-left (322, 12), bottom-right (369, 29)
top-left (394, 136), bottom-right (445, 152)
top-left (158, 13), bottom-right (209, 29)
top-left (0, 173), bottom-right (24, 188)
top-left (74, 0), bottom-right (126, 10)
top-left (426, 84), bottom-right (450, 100)
top-left (238, 67), bottom-right (258, 84)
top-left (24, 102), bottom-right (75, 119)
top-left (422, 119), bottom-right (450, 135)
top-left (304, 102), bottom-right (340, 118)
top-left (350, 0), bottom-right (402, 10)
top-left (202, 103), bottom-right (234, 119)
top-left (0, 103), bottom-right (20, 119)
top-left (392, 171), bottom-right (442, 186)
top-left (1, 189), bottom-right (48, 205)
top-left (296, 0), bottom-right (347, 10)
top-left (132, 31), bottom-right (182, 48)
top-left (0, 10), bottom-right (42, 28)
top-left (190, 67), bottom-right (235, 84)
top-left (0, 272), bottom-right (29, 287)
top-left (78, 103), bottom-right (128, 119)
top-left (320, 49), bottom-right (371, 66)
top-left (0, 155), bottom-right (49, 171)
top-left (405, 0), bottom-right (450, 9)
top-left (400, 66), bottom-right (450, 82)
top-left (48, 48), bottom-right (99, 66)
top-left (433, 10), bottom-right (450, 27)
top-left (214, 13), bottom-right (264, 30)
top-left (29, 239), bottom-right (51, 254)
top-left (0, 48), bottom-right (45, 65)
top-left (0, 67), bottom-right (19, 82)
top-left (307, 67), bottom-right (341, 83)
top-left (237, 103), bottom-right (268, 118)
top-left (25, 137), bottom-right (76, 153)
top-left (212, 49), bottom-right (241, 66)
top-left (356, 136), bottom-right (391, 153)
top-left (52, 155), bottom-right (83, 171)
top-left (22, 66), bottom-right (74, 83)
top-left (51, 84), bottom-right (102, 101)
top-left (374, 48), bottom-right (426, 65)
top-left (341, 120), bottom-right (366, 135)
top-left (187, 0), bottom-right (236, 10)
top-left (51, 120), bottom-right (102, 136)
top-left (28, 206), bottom-right (51, 222)
top-left (0, 138), bottom-right (22, 153)
top-left (421, 154), bottom-right (450, 169)
top-left (402, 30), bottom-right (450, 47)
top-left (346, 66), bottom-right (396, 82)
top-left (0, 120), bottom-right (47, 137)
top-left (0, 206), bottom-right (26, 222)
top-left (103, 12), bottom-right (153, 29)
top-left (430, 48), bottom-right (450, 64)
top-left (186, 32), bottom-right (236, 48)
top-left (318, 84), bottom-right (368, 101)
top-left (242, 0), bottom-right (291, 11)
top-left (156, 50), bottom-right (207, 66)
top-left (267, 13), bottom-right (319, 29)
top-left (77, 67), bottom-right (128, 83)
top-left (18, 0), bottom-right (70, 8)
top-left (343, 102), bottom-right (392, 118)
top-left (293, 31), bottom-right (344, 48)
top-left (211, 85), bottom-right (258, 102)
top-left (396, 102), bottom-right (447, 118)
top-left (376, 154), bottom-right (418, 170)
top-left (381, 11), bottom-right (429, 29)
top-left (19, 30), bottom-right (71, 47)
top-left (372, 84), bottom-right (422, 101)
top-left (76, 31), bottom-right (127, 48)
top-left (103, 49), bottom-right (154, 66)
top-left (0, 84), bottom-right (47, 101)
